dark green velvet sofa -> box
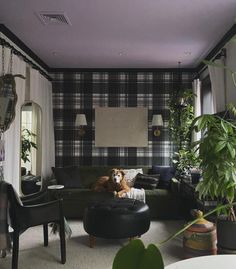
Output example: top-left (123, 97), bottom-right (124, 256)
top-left (50, 166), bottom-right (182, 220)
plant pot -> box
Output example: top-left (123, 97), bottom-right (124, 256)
top-left (217, 216), bottom-right (236, 252)
top-left (191, 172), bottom-right (201, 184)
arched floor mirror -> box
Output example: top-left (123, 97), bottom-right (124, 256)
top-left (20, 102), bottom-right (42, 195)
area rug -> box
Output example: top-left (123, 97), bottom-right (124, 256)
top-left (0, 220), bottom-right (184, 269)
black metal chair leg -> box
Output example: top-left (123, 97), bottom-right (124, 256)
top-left (12, 231), bottom-right (19, 269)
top-left (43, 224), bottom-right (48, 246)
top-left (59, 219), bottom-right (66, 264)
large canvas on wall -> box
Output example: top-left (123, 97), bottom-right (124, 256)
top-left (95, 107), bottom-right (148, 147)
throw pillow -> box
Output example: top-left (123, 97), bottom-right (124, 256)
top-left (51, 166), bottom-right (83, 188)
top-left (123, 168), bottom-right (143, 187)
top-left (134, 173), bottom-right (160, 190)
top-left (150, 166), bottom-right (176, 189)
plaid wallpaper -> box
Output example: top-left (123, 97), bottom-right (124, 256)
top-left (51, 71), bottom-right (194, 167)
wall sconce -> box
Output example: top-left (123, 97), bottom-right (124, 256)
top-left (75, 114), bottom-right (87, 137)
top-left (152, 114), bottom-right (163, 137)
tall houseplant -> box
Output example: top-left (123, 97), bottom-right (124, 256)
top-left (191, 56), bottom-right (236, 251)
top-left (192, 109), bottom-right (236, 252)
top-left (21, 128), bottom-right (37, 171)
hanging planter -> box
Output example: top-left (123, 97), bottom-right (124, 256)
top-left (0, 45), bottom-right (25, 133)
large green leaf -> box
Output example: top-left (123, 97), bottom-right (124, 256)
top-left (215, 141), bottom-right (226, 153)
top-left (227, 143), bottom-right (236, 159)
top-left (112, 239), bottom-right (164, 269)
top-left (139, 244), bottom-right (164, 269)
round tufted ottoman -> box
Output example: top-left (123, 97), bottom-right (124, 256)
top-left (83, 198), bottom-right (150, 247)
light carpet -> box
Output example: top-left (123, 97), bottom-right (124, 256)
top-left (0, 220), bottom-right (184, 269)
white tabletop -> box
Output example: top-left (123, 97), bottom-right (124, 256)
top-left (165, 255), bottom-right (236, 269)
top-left (47, 184), bottom-right (64, 190)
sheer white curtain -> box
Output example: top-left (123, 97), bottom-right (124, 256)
top-left (208, 59), bottom-right (226, 113)
top-left (192, 79), bottom-right (201, 142)
top-left (30, 69), bottom-right (55, 181)
top-left (1, 49), bottom-right (26, 193)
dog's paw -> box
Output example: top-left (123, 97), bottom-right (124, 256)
top-left (113, 191), bottom-right (118, 196)
top-left (117, 191), bottom-right (125, 198)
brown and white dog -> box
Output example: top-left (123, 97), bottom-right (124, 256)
top-left (93, 168), bottom-right (130, 197)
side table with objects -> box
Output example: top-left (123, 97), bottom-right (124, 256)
top-left (46, 185), bottom-right (72, 238)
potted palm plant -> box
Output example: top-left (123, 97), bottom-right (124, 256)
top-left (192, 106), bottom-right (236, 252)
top-left (190, 55), bottom-right (236, 252)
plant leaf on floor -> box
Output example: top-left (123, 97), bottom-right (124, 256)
top-left (112, 239), bottom-right (164, 269)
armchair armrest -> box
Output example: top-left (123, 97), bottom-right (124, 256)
top-left (21, 190), bottom-right (48, 205)
top-left (18, 199), bottom-right (64, 229)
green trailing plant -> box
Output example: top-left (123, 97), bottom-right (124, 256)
top-left (169, 88), bottom-right (195, 149)
top-left (21, 128), bottom-right (37, 163)
top-left (172, 148), bottom-right (200, 176)
top-left (112, 202), bottom-right (236, 269)
top-left (169, 88), bottom-right (197, 175)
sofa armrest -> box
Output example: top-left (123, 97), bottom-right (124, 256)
top-left (170, 178), bottom-right (180, 194)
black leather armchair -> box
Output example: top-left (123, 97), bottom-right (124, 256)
top-left (6, 183), bottom-right (66, 269)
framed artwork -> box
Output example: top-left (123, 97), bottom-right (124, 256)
top-left (95, 107), bottom-right (148, 147)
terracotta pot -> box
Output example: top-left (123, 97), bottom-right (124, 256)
top-left (183, 210), bottom-right (217, 258)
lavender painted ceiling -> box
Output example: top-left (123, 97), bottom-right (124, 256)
top-left (0, 0), bottom-right (236, 68)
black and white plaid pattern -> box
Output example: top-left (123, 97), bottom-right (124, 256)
top-left (51, 71), bottom-right (194, 167)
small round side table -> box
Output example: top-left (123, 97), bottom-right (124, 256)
top-left (47, 185), bottom-right (64, 200)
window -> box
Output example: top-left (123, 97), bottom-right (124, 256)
top-left (201, 75), bottom-right (213, 115)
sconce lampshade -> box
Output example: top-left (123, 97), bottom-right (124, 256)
top-left (75, 114), bottom-right (87, 137)
top-left (152, 114), bottom-right (163, 137)
top-left (75, 114), bottom-right (87, 126)
top-left (152, 114), bottom-right (163, 127)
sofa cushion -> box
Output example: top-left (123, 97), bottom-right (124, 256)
top-left (134, 173), bottom-right (160, 190)
top-left (123, 168), bottom-right (143, 187)
top-left (52, 166), bottom-right (83, 188)
top-left (150, 166), bottom-right (176, 189)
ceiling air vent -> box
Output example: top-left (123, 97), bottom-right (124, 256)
top-left (36, 12), bottom-right (72, 26)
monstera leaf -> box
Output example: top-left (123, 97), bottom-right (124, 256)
top-left (113, 239), bottom-right (164, 269)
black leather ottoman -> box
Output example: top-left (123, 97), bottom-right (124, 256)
top-left (83, 198), bottom-right (150, 247)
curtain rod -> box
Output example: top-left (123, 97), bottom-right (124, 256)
top-left (0, 37), bottom-right (52, 81)
top-left (197, 48), bottom-right (227, 78)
